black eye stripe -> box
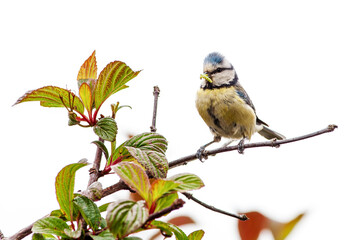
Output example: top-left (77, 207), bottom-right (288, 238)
top-left (209, 66), bottom-right (233, 74)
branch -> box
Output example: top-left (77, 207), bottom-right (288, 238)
top-left (88, 138), bottom-right (104, 187)
top-left (100, 180), bottom-right (132, 200)
top-left (6, 214), bottom-right (49, 240)
top-left (150, 86), bottom-right (160, 133)
top-left (182, 192), bottom-right (248, 221)
top-left (143, 199), bottom-right (185, 227)
top-left (169, 124), bottom-right (338, 169)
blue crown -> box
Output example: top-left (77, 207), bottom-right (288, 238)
top-left (204, 52), bottom-right (224, 65)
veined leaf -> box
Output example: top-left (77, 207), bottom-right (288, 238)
top-left (154, 192), bottom-right (179, 213)
top-left (151, 179), bottom-right (180, 203)
top-left (90, 230), bottom-right (116, 240)
top-left (14, 86), bottom-right (85, 114)
top-left (79, 83), bottom-right (93, 114)
top-left (94, 61), bottom-right (140, 109)
top-left (73, 195), bottom-right (102, 231)
top-left (112, 133), bottom-right (168, 178)
top-left (188, 230), bottom-right (205, 240)
top-left (106, 200), bottom-right (149, 238)
top-left (93, 117), bottom-right (118, 142)
top-left (32, 216), bottom-right (71, 238)
top-left (168, 173), bottom-right (204, 192)
top-left (149, 220), bottom-right (188, 240)
top-left (77, 51), bottom-right (97, 87)
top-left (112, 162), bottom-right (151, 203)
top-left (55, 162), bottom-right (88, 221)
top-left (32, 233), bottom-right (57, 240)
top-left (92, 140), bottom-right (109, 159)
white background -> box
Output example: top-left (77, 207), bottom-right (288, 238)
top-left (0, 0), bottom-right (359, 239)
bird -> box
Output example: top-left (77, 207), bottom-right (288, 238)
top-left (195, 52), bottom-right (285, 160)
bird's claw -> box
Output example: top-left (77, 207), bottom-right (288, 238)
top-left (237, 139), bottom-right (245, 154)
top-left (196, 147), bottom-right (207, 162)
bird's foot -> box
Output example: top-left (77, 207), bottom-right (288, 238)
top-left (196, 146), bottom-right (208, 162)
top-left (237, 139), bottom-right (245, 154)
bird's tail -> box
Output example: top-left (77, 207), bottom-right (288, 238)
top-left (258, 125), bottom-right (286, 140)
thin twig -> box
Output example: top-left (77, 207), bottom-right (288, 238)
top-left (143, 199), bottom-right (185, 227)
top-left (182, 192), bottom-right (248, 221)
top-left (88, 138), bottom-right (104, 187)
top-left (169, 124), bottom-right (338, 169)
top-left (150, 86), bottom-right (160, 133)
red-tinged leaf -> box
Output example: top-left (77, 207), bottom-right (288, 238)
top-left (55, 161), bottom-right (88, 221)
top-left (237, 211), bottom-right (305, 240)
top-left (151, 179), bottom-right (180, 206)
top-left (270, 213), bottom-right (304, 240)
top-left (14, 86), bottom-right (85, 114)
top-left (188, 230), bottom-right (205, 240)
top-left (79, 83), bottom-right (93, 114)
top-left (112, 162), bottom-right (151, 203)
top-left (94, 61), bottom-right (140, 109)
top-left (77, 50), bottom-right (97, 90)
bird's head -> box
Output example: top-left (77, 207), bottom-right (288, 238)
top-left (200, 52), bottom-right (236, 88)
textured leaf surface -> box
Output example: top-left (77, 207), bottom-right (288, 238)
top-left (79, 83), bottom-right (93, 114)
top-left (94, 61), bottom-right (140, 109)
top-left (73, 195), bottom-right (102, 231)
top-left (93, 117), bottom-right (118, 141)
top-left (112, 162), bottom-right (151, 202)
top-left (153, 192), bottom-right (178, 213)
top-left (188, 230), bottom-right (205, 240)
top-left (168, 173), bottom-right (204, 192)
top-left (237, 211), bottom-right (304, 240)
top-left (32, 216), bottom-right (70, 238)
top-left (113, 132), bottom-right (168, 178)
top-left (150, 221), bottom-right (188, 240)
top-left (106, 200), bottom-right (149, 238)
top-left (90, 230), bottom-right (116, 240)
top-left (77, 50), bottom-right (97, 81)
top-left (92, 140), bottom-right (109, 159)
top-left (55, 162), bottom-right (88, 221)
top-left (14, 86), bottom-right (84, 114)
top-left (151, 179), bottom-right (180, 203)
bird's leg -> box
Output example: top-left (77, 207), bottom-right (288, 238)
top-left (237, 138), bottom-right (245, 154)
top-left (196, 136), bottom-right (221, 162)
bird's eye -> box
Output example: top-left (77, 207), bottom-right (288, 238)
top-left (214, 68), bottom-right (222, 73)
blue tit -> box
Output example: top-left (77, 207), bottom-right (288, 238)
top-left (195, 52), bottom-right (285, 159)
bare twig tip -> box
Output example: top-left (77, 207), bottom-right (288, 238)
top-left (328, 124), bottom-right (338, 131)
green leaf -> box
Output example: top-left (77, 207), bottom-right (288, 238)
top-left (188, 230), bottom-right (205, 240)
top-left (14, 86), bottom-right (84, 114)
top-left (92, 140), bottom-right (109, 159)
top-left (64, 227), bottom-right (82, 239)
top-left (168, 173), bottom-right (204, 192)
top-left (150, 220), bottom-right (188, 240)
top-left (112, 132), bottom-right (168, 178)
top-left (112, 162), bottom-right (151, 203)
top-left (123, 237), bottom-right (142, 240)
top-left (73, 195), bottom-right (102, 231)
top-left (90, 230), bottom-right (116, 240)
top-left (106, 200), bottom-right (149, 238)
top-left (99, 202), bottom-right (112, 212)
top-left (154, 192), bottom-right (179, 213)
top-left (32, 216), bottom-right (71, 238)
top-left (55, 162), bottom-right (88, 221)
top-left (93, 117), bottom-right (118, 141)
top-left (79, 83), bottom-right (93, 114)
top-left (94, 61), bottom-right (141, 109)
top-left (151, 179), bottom-right (180, 203)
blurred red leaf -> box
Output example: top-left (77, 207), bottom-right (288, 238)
top-left (238, 211), bottom-right (304, 240)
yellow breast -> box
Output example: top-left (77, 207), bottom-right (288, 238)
top-left (196, 87), bottom-right (258, 139)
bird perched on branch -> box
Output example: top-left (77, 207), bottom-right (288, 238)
top-left (195, 52), bottom-right (285, 160)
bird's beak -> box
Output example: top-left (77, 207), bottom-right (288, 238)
top-left (200, 73), bottom-right (212, 83)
